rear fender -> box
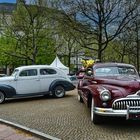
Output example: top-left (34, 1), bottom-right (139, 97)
top-left (49, 79), bottom-right (75, 91)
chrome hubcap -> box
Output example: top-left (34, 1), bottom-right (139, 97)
top-left (55, 87), bottom-right (65, 97)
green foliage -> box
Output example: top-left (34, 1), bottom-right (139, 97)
top-left (0, 1), bottom-right (56, 67)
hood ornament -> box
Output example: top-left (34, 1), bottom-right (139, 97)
top-left (127, 90), bottom-right (140, 98)
top-left (136, 90), bottom-right (140, 96)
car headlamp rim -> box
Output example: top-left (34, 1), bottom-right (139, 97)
top-left (100, 89), bottom-right (111, 101)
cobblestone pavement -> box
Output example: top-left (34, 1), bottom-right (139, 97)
top-left (0, 90), bottom-right (140, 140)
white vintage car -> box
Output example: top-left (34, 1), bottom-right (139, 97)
top-left (0, 65), bottom-right (75, 103)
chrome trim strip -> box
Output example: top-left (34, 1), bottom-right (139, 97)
top-left (94, 106), bottom-right (140, 118)
top-left (127, 90), bottom-right (140, 97)
top-left (112, 98), bottom-right (140, 110)
top-left (94, 107), bottom-right (127, 117)
top-left (126, 105), bottom-right (129, 120)
top-left (114, 97), bottom-right (140, 103)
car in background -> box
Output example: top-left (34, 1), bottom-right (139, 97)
top-left (76, 68), bottom-right (86, 79)
top-left (0, 65), bottom-right (75, 103)
top-left (77, 63), bottom-right (140, 124)
top-left (68, 75), bottom-right (78, 87)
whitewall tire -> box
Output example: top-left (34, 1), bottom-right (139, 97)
top-left (53, 86), bottom-right (65, 98)
top-left (78, 94), bottom-right (83, 103)
top-left (91, 98), bottom-right (101, 124)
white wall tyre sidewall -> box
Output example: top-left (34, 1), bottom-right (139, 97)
top-left (77, 93), bottom-right (83, 102)
top-left (91, 98), bottom-right (94, 121)
top-left (78, 94), bottom-right (80, 101)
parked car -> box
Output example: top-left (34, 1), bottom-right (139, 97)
top-left (0, 65), bottom-right (75, 103)
top-left (76, 68), bottom-right (86, 79)
top-left (77, 63), bottom-right (140, 124)
top-left (68, 75), bottom-right (78, 86)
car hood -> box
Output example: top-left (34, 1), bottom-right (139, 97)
top-left (0, 76), bottom-right (14, 83)
top-left (94, 75), bottom-right (140, 86)
top-left (92, 76), bottom-right (140, 97)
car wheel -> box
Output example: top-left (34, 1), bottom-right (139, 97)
top-left (78, 94), bottom-right (83, 103)
top-left (0, 91), bottom-right (5, 104)
top-left (53, 85), bottom-right (65, 98)
top-left (91, 98), bottom-right (101, 124)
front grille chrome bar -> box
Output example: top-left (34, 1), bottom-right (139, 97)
top-left (112, 98), bottom-right (140, 110)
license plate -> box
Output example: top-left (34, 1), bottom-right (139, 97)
top-left (126, 106), bottom-right (140, 120)
top-left (128, 113), bottom-right (140, 120)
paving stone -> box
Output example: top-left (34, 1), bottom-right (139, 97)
top-left (0, 90), bottom-right (140, 140)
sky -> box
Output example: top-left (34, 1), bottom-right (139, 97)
top-left (0, 0), bottom-right (16, 3)
top-left (0, 0), bottom-right (32, 4)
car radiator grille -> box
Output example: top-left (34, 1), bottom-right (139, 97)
top-left (112, 99), bottom-right (140, 110)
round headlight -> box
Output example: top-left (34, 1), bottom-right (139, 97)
top-left (100, 90), bottom-right (111, 101)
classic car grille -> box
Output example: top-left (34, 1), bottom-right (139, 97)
top-left (112, 99), bottom-right (140, 110)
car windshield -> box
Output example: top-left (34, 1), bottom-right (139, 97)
top-left (11, 69), bottom-right (19, 77)
top-left (94, 66), bottom-right (138, 78)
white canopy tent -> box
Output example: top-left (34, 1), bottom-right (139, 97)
top-left (50, 56), bottom-right (69, 75)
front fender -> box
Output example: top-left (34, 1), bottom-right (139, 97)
top-left (82, 85), bottom-right (105, 107)
top-left (49, 79), bottom-right (75, 91)
top-left (0, 84), bottom-right (16, 98)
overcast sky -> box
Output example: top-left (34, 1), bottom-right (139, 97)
top-left (0, 0), bottom-right (35, 4)
top-left (0, 0), bottom-right (16, 2)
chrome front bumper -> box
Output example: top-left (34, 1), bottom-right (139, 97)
top-left (94, 106), bottom-right (140, 119)
top-left (94, 107), bottom-right (127, 117)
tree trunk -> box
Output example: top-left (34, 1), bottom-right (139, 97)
top-left (136, 22), bottom-right (140, 72)
top-left (32, 54), bottom-right (36, 65)
top-left (98, 8), bottom-right (102, 62)
top-left (25, 59), bottom-right (28, 65)
top-left (121, 45), bottom-right (126, 63)
top-left (68, 52), bottom-right (71, 73)
top-left (97, 49), bottom-right (102, 62)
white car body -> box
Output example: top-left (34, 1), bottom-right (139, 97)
top-left (0, 65), bottom-right (75, 103)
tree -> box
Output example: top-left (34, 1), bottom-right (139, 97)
top-left (57, 0), bottom-right (138, 61)
top-left (115, 4), bottom-right (140, 71)
top-left (1, 0), bottom-right (55, 65)
top-left (53, 21), bottom-right (82, 70)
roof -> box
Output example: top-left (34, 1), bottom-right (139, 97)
top-left (93, 63), bottom-right (135, 69)
top-left (15, 65), bottom-right (58, 71)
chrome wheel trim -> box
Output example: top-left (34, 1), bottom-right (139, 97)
top-left (0, 92), bottom-right (4, 103)
top-left (55, 86), bottom-right (65, 98)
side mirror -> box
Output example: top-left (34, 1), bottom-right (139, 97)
top-left (87, 70), bottom-right (92, 76)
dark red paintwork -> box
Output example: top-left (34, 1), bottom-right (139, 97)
top-left (78, 63), bottom-right (140, 108)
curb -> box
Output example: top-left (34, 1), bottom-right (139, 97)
top-left (0, 119), bottom-right (61, 140)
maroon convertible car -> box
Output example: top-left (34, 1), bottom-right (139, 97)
top-left (77, 63), bottom-right (140, 124)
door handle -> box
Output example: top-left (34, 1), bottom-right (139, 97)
top-left (36, 79), bottom-right (40, 81)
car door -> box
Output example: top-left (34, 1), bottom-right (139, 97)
top-left (39, 68), bottom-right (57, 93)
top-left (16, 69), bottom-right (40, 94)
